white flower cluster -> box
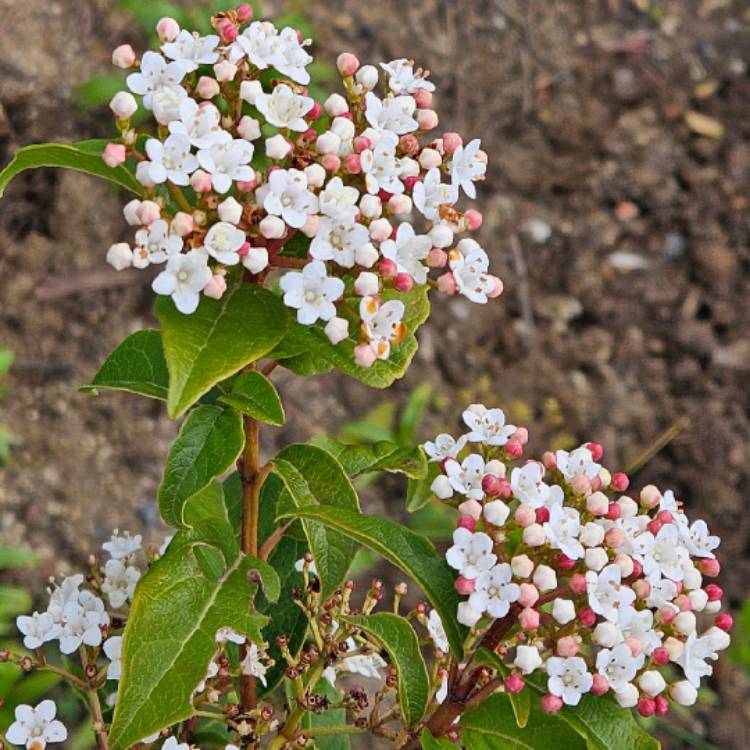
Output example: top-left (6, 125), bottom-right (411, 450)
top-left (425, 406), bottom-right (732, 717)
top-left (104, 9), bottom-right (501, 366)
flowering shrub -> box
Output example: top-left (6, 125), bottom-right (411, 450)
top-left (0, 5), bottom-right (732, 750)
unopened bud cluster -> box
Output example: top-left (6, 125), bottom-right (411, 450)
top-left (103, 6), bottom-right (501, 366)
top-left (425, 405), bottom-right (732, 717)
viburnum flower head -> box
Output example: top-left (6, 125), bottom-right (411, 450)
top-left (168, 98), bottom-right (226, 149)
top-left (546, 657), bottom-right (593, 706)
top-left (469, 563), bottom-right (520, 618)
top-left (380, 223), bottom-right (431, 284)
top-left (462, 404), bottom-right (516, 446)
top-left (152, 248), bottom-right (212, 314)
top-left (6, 701), bottom-right (67, 750)
top-left (16, 612), bottom-right (60, 650)
top-left (380, 58), bottom-right (436, 94)
top-left (161, 29), bottom-right (220, 71)
top-left (126, 51), bottom-right (188, 108)
top-left (197, 137), bottom-right (254, 193)
top-left (262, 169), bottom-right (318, 228)
top-left (446, 528), bottom-right (496, 579)
top-left (255, 83), bottom-right (314, 131)
top-left (279, 260), bottom-right (344, 324)
top-left (141, 134), bottom-right (198, 186)
top-left (133, 220), bottom-right (183, 268)
top-left (201, 221), bottom-right (246, 265)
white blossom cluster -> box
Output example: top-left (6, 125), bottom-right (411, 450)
top-left (425, 406), bottom-right (732, 716)
top-left (103, 8), bottom-right (501, 366)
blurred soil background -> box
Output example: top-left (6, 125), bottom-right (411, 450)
top-left (1, 0), bottom-right (749, 747)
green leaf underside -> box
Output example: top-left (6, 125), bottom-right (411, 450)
top-left (219, 370), bottom-right (285, 426)
top-left (301, 678), bottom-right (351, 750)
top-left (523, 675), bottom-right (660, 750)
top-left (461, 694), bottom-right (587, 750)
top-left (80, 330), bottom-right (168, 401)
top-left (276, 506), bottom-right (465, 656)
top-left (158, 405), bottom-right (245, 528)
top-left (310, 436), bottom-right (427, 480)
top-left (341, 613), bottom-right (429, 726)
top-left (109, 522), bottom-right (279, 750)
top-left (157, 278), bottom-right (289, 418)
top-left (271, 444), bottom-right (360, 600)
top-left (273, 287), bottom-right (430, 388)
top-left (475, 648), bottom-right (531, 728)
top-left (0, 140), bottom-right (144, 198)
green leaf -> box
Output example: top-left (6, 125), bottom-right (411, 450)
top-left (406, 462), bottom-right (441, 512)
top-left (461, 693), bottom-right (587, 750)
top-left (0, 546), bottom-right (37, 569)
top-left (0, 349), bottom-right (14, 377)
top-left (398, 383), bottom-right (433, 445)
top-left (301, 678), bottom-right (351, 750)
top-left (0, 586), bottom-right (31, 617)
top-left (219, 370), bottom-right (285, 426)
top-left (109, 529), bottom-right (279, 749)
top-left (0, 140), bottom-right (144, 198)
top-left (276, 506), bottom-right (465, 656)
top-left (420, 729), bottom-right (456, 750)
top-left (157, 277), bottom-right (289, 418)
top-left (311, 436), bottom-right (427, 480)
top-left (158, 405), bottom-right (245, 528)
top-left (182, 481), bottom-right (239, 563)
top-left (273, 287), bottom-right (430, 389)
top-left (341, 613), bottom-right (429, 726)
top-left (271, 444), bottom-right (360, 599)
top-left (475, 648), bottom-right (530, 728)
top-left (80, 330), bottom-right (169, 401)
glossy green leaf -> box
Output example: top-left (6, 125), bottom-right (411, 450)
top-left (406, 462), bottom-right (441, 512)
top-left (109, 527), bottom-right (279, 750)
top-left (461, 693), bottom-right (586, 750)
top-left (475, 648), bottom-right (530, 728)
top-left (219, 370), bottom-right (285, 426)
top-left (301, 678), bottom-right (351, 750)
top-left (157, 278), bottom-right (289, 417)
top-left (182, 481), bottom-right (239, 563)
top-left (276, 506), bottom-right (464, 656)
top-left (0, 140), bottom-right (144, 198)
top-left (271, 444), bottom-right (360, 599)
top-left (420, 729), bottom-right (456, 750)
top-left (80, 330), bottom-right (169, 401)
top-left (341, 613), bottom-right (429, 725)
top-left (310, 436), bottom-right (427, 480)
top-left (158, 405), bottom-right (245, 528)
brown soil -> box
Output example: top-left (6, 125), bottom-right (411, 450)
top-left (1, 0), bottom-right (749, 747)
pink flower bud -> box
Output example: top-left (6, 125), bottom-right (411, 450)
top-left (378, 258), bottom-right (397, 279)
top-left (217, 19), bottom-right (238, 43)
top-left (578, 607), bottom-right (596, 627)
top-left (388, 193), bottom-right (412, 215)
top-left (630, 559), bottom-right (643, 578)
top-left (236, 178), bottom-right (257, 193)
top-left (556, 636), bottom-right (578, 657)
top-left (518, 608), bottom-right (540, 630)
top-left (236, 3), bottom-right (253, 22)
top-left (646, 519), bottom-right (662, 536)
top-left (651, 647), bottom-right (669, 666)
top-left (518, 583), bottom-right (539, 608)
top-left (557, 554), bottom-right (576, 571)
top-left (454, 575), bottom-right (476, 595)
top-left (571, 474), bottom-right (592, 495)
top-left (171, 212), bottom-right (194, 237)
top-left (394, 273), bottom-right (414, 292)
top-left (615, 553), bottom-right (634, 578)
top-left (414, 88), bottom-right (433, 108)
top-left (102, 143), bottom-right (126, 167)
top-left (109, 91), bottom-right (137, 120)
top-left (464, 209), bottom-right (483, 231)
top-left (700, 558), bottom-right (720, 577)
top-left (441, 131), bottom-right (462, 156)
top-left (203, 273), bottom-right (227, 300)
top-left (658, 606), bottom-right (676, 625)
top-left (715, 613), bottom-right (734, 631)
top-left (586, 492), bottom-right (608, 516)
top-left (637, 698), bottom-right (655, 717)
top-left (606, 503), bottom-right (621, 520)
top-left (542, 451), bottom-right (557, 470)
top-left (506, 440), bottom-right (523, 459)
top-left (674, 594), bottom-right (691, 612)
top-left (514, 505), bottom-right (535, 527)
top-left (301, 214), bottom-right (321, 239)
top-left (625, 637), bottom-right (643, 656)
top-left (136, 200), bottom-right (161, 226)
top-left (640, 484), bottom-right (661, 509)
top-left (482, 474), bottom-right (502, 497)
top-left (535, 507), bottom-right (549, 524)
top-left (704, 583), bottom-right (722, 601)
top-left (417, 109), bottom-right (439, 130)
top-left (336, 52), bottom-right (360, 77)
top-left (396, 133), bottom-right (418, 155)
top-left (156, 16), bottom-right (180, 42)
top-left (426, 247), bottom-right (448, 268)
top-left (321, 154), bottom-right (341, 173)
top-left (190, 169), bottom-right (213, 193)
top-left (458, 499), bottom-right (482, 521)
top-left (632, 579), bottom-right (651, 600)
top-left (654, 695), bottom-right (669, 717)
top-left (591, 674), bottom-right (609, 695)
top-left (488, 275), bottom-right (504, 298)
top-left (354, 135), bottom-right (372, 153)
top-left (611, 472), bottom-right (629, 491)
top-left (457, 515), bottom-right (476, 532)
top-left (354, 344), bottom-right (376, 369)
top-left (197, 76), bottom-right (221, 99)
top-left (605, 527), bottom-right (625, 549)
top-left (540, 694), bottom-right (563, 714)
top-left (569, 573), bottom-right (587, 594)
top-left (505, 674), bottom-right (525, 693)
top-left (112, 44), bottom-right (136, 69)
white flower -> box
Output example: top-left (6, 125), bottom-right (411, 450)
top-left (142, 135), bottom-right (198, 186)
top-left (263, 169), bottom-right (318, 228)
top-left (427, 610), bottom-right (449, 652)
top-left (240, 644), bottom-right (268, 686)
top-left (445, 454), bottom-right (486, 501)
top-left (585, 564), bottom-right (636, 622)
top-left (16, 612), bottom-right (60, 650)
top-left (364, 92), bottom-right (418, 134)
top-left (595, 643), bottom-right (644, 694)
top-left (360, 297), bottom-right (406, 359)
top-left (255, 84), bottom-right (313, 131)
top-left (101, 558), bottom-right (141, 609)
top-left (556, 446), bottom-right (601, 482)
top-left (514, 644), bottom-right (543, 674)
top-left (162, 738), bottom-right (189, 750)
top-left (151, 84), bottom-right (188, 125)
top-left (201, 221), bottom-right (246, 265)
top-left (645, 578), bottom-right (679, 610)
top-left (681, 519), bottom-right (720, 559)
top-left (423, 434), bottom-right (467, 462)
top-left (232, 21), bottom-right (279, 67)
top-left (126, 51), bottom-right (187, 108)
top-left (58, 602), bottom-right (104, 654)
top-left (546, 656), bottom-right (593, 706)
top-left (6, 701), bottom-right (67, 750)
top-left (319, 177), bottom-right (360, 222)
top-left (469, 563), bottom-right (520, 619)
top-left (436, 671), bottom-right (448, 703)
top-left (310, 218), bottom-right (369, 268)
top-left (197, 138), bottom-right (255, 194)
top-left (644, 524), bottom-right (689, 583)
top-left (543, 505), bottom-right (584, 560)
top-left (450, 248), bottom-right (495, 304)
top-left (341, 640), bottom-right (387, 679)
top-left (457, 601), bottom-right (483, 627)
top-left (279, 260), bottom-right (344, 324)
top-left (272, 27), bottom-right (313, 84)
top-left (361, 132), bottom-right (403, 195)
top-left (380, 59), bottom-right (435, 94)
top-left (676, 631), bottom-right (716, 687)
top-left (194, 660), bottom-right (219, 695)
top-left (103, 637), bottom-right (123, 680)
top-left (215, 627), bottom-right (247, 645)
top-left (413, 168), bottom-right (456, 221)
top-left (46, 574), bottom-right (84, 621)
top-left (133, 220), bottom-right (183, 268)
top-left (462, 404), bottom-right (516, 446)
top-left (161, 30), bottom-right (219, 72)
top-left (449, 138), bottom-right (486, 199)
top-left (380, 223), bottom-right (431, 284)
top-left (617, 606), bottom-right (661, 655)
top-left (168, 99), bottom-right (227, 149)
top-left (445, 528), bottom-right (496, 579)
top-left (102, 531), bottom-right (142, 560)
top-left (510, 463), bottom-right (561, 509)
top-left (152, 248), bottom-right (213, 314)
